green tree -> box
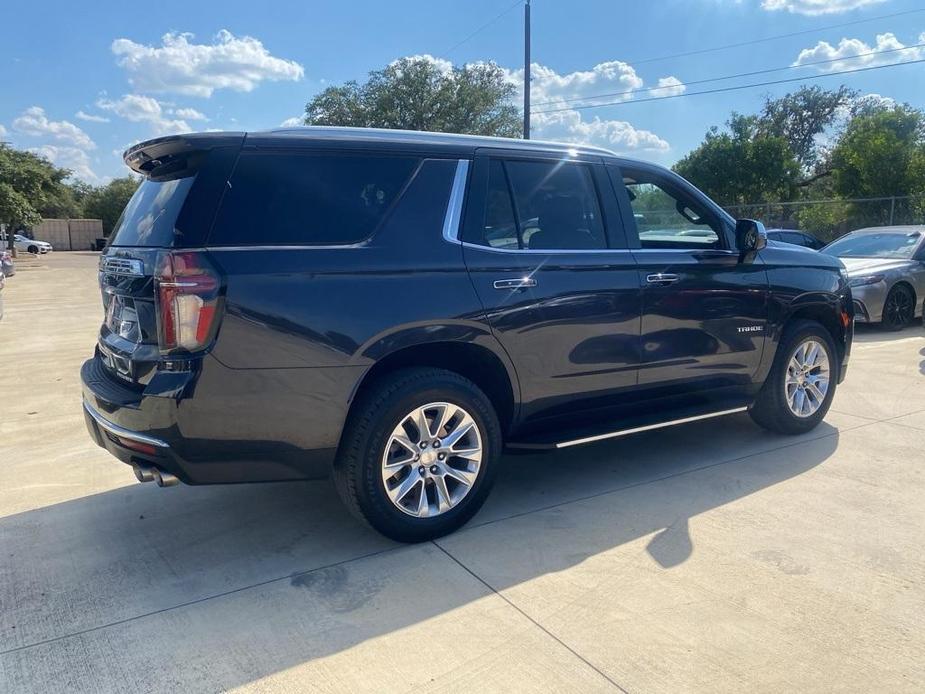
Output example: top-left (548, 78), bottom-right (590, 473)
top-left (673, 114), bottom-right (801, 206)
top-left (758, 86), bottom-right (856, 171)
top-left (0, 145), bottom-right (73, 251)
top-left (83, 176), bottom-right (140, 235)
top-left (830, 105), bottom-right (924, 199)
top-left (304, 57), bottom-right (522, 137)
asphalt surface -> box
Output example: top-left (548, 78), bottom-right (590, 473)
top-left (1, 252), bottom-right (924, 693)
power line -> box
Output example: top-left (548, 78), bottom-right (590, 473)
top-left (622, 7), bottom-right (925, 67)
top-left (531, 42), bottom-right (925, 109)
top-left (531, 58), bottom-right (925, 114)
top-left (444, 0), bottom-right (524, 56)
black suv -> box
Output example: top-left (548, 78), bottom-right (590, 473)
top-left (82, 128), bottom-right (853, 541)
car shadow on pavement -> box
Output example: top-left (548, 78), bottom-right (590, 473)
top-left (0, 414), bottom-right (842, 691)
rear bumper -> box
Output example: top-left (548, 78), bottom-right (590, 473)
top-left (81, 356), bottom-right (338, 484)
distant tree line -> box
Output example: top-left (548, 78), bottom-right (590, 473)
top-left (673, 86), bottom-right (925, 236)
top-left (0, 144), bottom-right (139, 246)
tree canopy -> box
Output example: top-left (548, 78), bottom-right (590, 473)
top-left (304, 57), bottom-right (522, 137)
top-left (82, 177), bottom-right (140, 235)
top-left (0, 145), bottom-right (140, 247)
top-left (673, 114), bottom-right (801, 206)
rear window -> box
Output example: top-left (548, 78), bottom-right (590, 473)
top-left (209, 152), bottom-right (420, 246)
top-left (109, 176), bottom-right (195, 247)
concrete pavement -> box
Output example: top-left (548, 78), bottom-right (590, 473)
top-left (1, 253), bottom-right (923, 692)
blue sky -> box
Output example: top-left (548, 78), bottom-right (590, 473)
top-left (2, 0), bottom-right (924, 182)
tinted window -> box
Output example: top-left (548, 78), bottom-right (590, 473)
top-left (211, 153), bottom-right (419, 246)
top-left (109, 176), bottom-right (195, 247)
top-left (824, 231), bottom-right (922, 259)
top-left (505, 160), bottom-right (606, 250)
top-left (477, 160), bottom-right (520, 249)
top-left (623, 170), bottom-right (723, 250)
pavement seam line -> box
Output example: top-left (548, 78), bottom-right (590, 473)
top-left (1, 411), bottom-right (900, 658)
top-left (431, 540), bottom-right (630, 694)
top-left (0, 545), bottom-right (398, 657)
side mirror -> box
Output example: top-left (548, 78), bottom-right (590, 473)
top-left (735, 219), bottom-right (767, 253)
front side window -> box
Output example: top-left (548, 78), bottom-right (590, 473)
top-left (210, 153), bottom-right (419, 246)
top-left (473, 158), bottom-right (607, 251)
top-left (623, 170), bottom-right (723, 250)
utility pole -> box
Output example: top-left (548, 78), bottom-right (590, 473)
top-left (523, 0), bottom-right (531, 140)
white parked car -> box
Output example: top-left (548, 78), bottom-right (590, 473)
top-left (1, 233), bottom-right (53, 254)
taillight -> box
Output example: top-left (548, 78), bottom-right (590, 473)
top-left (154, 251), bottom-right (222, 353)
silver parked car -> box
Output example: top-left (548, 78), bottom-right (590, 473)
top-left (822, 226), bottom-right (925, 330)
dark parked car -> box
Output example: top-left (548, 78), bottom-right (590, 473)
top-left (82, 128), bottom-right (854, 541)
top-left (766, 229), bottom-right (826, 250)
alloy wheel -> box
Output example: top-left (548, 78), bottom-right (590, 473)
top-left (785, 339), bottom-right (830, 418)
top-left (883, 286), bottom-right (913, 329)
top-left (380, 402), bottom-right (483, 518)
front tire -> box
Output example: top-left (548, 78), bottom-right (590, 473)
top-left (749, 320), bottom-right (838, 435)
top-left (881, 284), bottom-right (914, 331)
top-left (27, 245), bottom-right (38, 254)
top-left (333, 367), bottom-right (502, 542)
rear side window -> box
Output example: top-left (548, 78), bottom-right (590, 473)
top-left (506, 160), bottom-right (606, 250)
top-left (210, 152), bottom-right (420, 246)
top-left (109, 176), bottom-right (195, 247)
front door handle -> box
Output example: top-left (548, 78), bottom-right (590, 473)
top-left (646, 273), bottom-right (680, 285)
top-left (493, 278), bottom-right (537, 290)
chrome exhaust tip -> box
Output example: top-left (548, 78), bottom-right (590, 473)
top-left (153, 469), bottom-right (179, 487)
top-left (133, 465), bottom-right (156, 483)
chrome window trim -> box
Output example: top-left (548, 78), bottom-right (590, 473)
top-left (442, 159), bottom-right (470, 243)
top-left (631, 248), bottom-right (738, 254)
top-left (83, 401), bottom-right (171, 448)
top-left (203, 243), bottom-right (367, 252)
top-left (461, 241), bottom-right (634, 256)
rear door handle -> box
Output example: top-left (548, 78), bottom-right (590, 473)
top-left (493, 278), bottom-right (537, 290)
top-left (646, 273), bottom-right (680, 285)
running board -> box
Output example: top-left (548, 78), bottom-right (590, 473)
top-left (507, 406), bottom-right (750, 451)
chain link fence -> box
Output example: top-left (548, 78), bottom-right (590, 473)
top-left (724, 195), bottom-right (925, 244)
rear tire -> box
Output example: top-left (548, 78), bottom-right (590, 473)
top-left (749, 320), bottom-right (838, 435)
top-left (333, 367), bottom-right (502, 542)
top-left (881, 284), bottom-right (914, 331)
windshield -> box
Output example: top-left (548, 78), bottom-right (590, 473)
top-left (108, 176), bottom-right (195, 247)
top-left (823, 231), bottom-right (922, 259)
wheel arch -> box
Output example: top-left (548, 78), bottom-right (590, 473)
top-left (345, 338), bottom-right (520, 441)
top-left (778, 298), bottom-right (849, 372)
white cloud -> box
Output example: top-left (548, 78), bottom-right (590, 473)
top-left (793, 31), bottom-right (925, 71)
top-left (280, 116), bottom-right (303, 127)
top-left (172, 107), bottom-right (208, 121)
top-left (75, 110), bottom-right (110, 123)
top-left (761, 0), bottom-right (887, 15)
top-left (0, 124), bottom-right (6, 138)
top-left (655, 76), bottom-right (686, 97)
top-left (532, 108), bottom-right (670, 152)
top-left (12, 106), bottom-right (95, 149)
top-left (97, 94), bottom-right (191, 135)
top-left (28, 145), bottom-right (101, 182)
top-left (502, 61), bottom-right (669, 153)
top-left (509, 60), bottom-right (644, 107)
top-left (111, 30), bottom-right (304, 97)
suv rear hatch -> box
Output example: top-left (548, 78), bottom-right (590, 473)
top-left (97, 133), bottom-right (243, 387)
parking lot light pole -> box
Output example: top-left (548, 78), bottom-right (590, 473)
top-left (524, 0), bottom-right (531, 140)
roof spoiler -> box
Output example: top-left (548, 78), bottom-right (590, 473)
top-left (123, 132), bottom-right (245, 177)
